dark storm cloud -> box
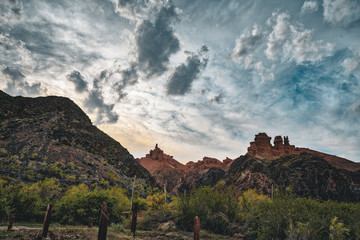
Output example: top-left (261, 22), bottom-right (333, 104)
top-left (84, 90), bottom-right (118, 124)
top-left (65, 68), bottom-right (119, 124)
top-left (66, 70), bottom-right (88, 93)
top-left (113, 63), bottom-right (139, 100)
top-left (211, 94), bottom-right (223, 104)
top-left (135, 3), bottom-right (180, 77)
top-left (2, 66), bottom-right (41, 95)
top-left (2, 66), bottom-right (25, 81)
top-left (166, 46), bottom-right (209, 96)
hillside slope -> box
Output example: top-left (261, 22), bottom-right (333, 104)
top-left (226, 153), bottom-right (360, 201)
top-left (0, 90), bottom-right (152, 187)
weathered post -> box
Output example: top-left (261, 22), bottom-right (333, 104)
top-left (7, 216), bottom-right (15, 231)
top-left (88, 217), bottom-right (93, 228)
top-left (98, 201), bottom-right (109, 240)
top-left (194, 216), bottom-right (200, 240)
top-left (41, 204), bottom-right (53, 239)
top-left (130, 202), bottom-right (138, 237)
top-left (130, 175), bottom-right (136, 211)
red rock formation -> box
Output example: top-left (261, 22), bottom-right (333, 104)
top-left (136, 145), bottom-right (235, 192)
top-left (223, 157), bottom-right (234, 166)
top-left (247, 133), bottom-right (360, 172)
top-left (136, 144), bottom-right (189, 175)
top-left (186, 157), bottom-right (234, 174)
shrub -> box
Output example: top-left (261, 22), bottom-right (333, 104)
top-left (176, 185), bottom-right (239, 235)
top-left (54, 184), bottom-right (130, 225)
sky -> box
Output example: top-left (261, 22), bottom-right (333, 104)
top-left (1, 0), bottom-right (360, 163)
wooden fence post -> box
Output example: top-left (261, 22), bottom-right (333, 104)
top-left (41, 204), bottom-right (53, 239)
top-left (7, 216), bottom-right (15, 231)
top-left (194, 216), bottom-right (200, 240)
top-left (88, 217), bottom-right (93, 228)
top-left (130, 202), bottom-right (138, 237)
top-left (98, 201), bottom-right (109, 240)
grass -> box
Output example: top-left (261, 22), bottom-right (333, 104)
top-left (0, 223), bottom-right (234, 239)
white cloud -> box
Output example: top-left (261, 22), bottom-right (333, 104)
top-left (0, 33), bottom-right (32, 69)
top-left (301, 1), bottom-right (319, 14)
top-left (265, 13), bottom-right (291, 60)
top-left (108, 0), bottom-right (150, 22)
top-left (342, 46), bottom-right (360, 78)
top-left (231, 25), bottom-right (274, 82)
top-left (232, 11), bottom-right (334, 83)
top-left (232, 24), bottom-right (263, 61)
top-left (265, 12), bottom-right (334, 64)
top-left (0, 0), bottom-right (22, 23)
top-left (323, 0), bottom-right (360, 27)
top-left (283, 28), bottom-right (334, 64)
top-left (254, 62), bottom-right (274, 82)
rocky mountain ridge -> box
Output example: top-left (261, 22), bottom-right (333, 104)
top-left (138, 133), bottom-right (360, 201)
top-left (0, 90), bottom-right (152, 188)
top-left (247, 132), bottom-right (360, 172)
top-left (136, 144), bottom-right (233, 192)
top-left (225, 153), bottom-right (360, 201)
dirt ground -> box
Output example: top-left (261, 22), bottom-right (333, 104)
top-left (0, 226), bottom-right (233, 240)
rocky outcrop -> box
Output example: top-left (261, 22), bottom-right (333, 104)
top-left (137, 145), bottom-right (234, 193)
top-left (136, 144), bottom-right (189, 192)
top-left (136, 144), bottom-right (189, 175)
top-left (226, 153), bottom-right (360, 201)
top-left (186, 157), bottom-right (232, 174)
top-left (0, 90), bottom-right (152, 188)
top-left (247, 133), bottom-right (360, 172)
top-left (175, 133), bottom-right (360, 201)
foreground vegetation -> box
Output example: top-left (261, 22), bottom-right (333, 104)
top-left (1, 178), bottom-right (360, 239)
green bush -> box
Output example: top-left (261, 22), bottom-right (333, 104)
top-left (176, 184), bottom-right (238, 235)
top-left (54, 184), bottom-right (130, 225)
top-left (237, 190), bottom-right (360, 240)
top-left (0, 179), bottom-right (60, 222)
top-left (138, 194), bottom-right (175, 231)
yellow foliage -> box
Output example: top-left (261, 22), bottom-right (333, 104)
top-left (146, 193), bottom-right (166, 210)
top-left (238, 189), bottom-right (271, 210)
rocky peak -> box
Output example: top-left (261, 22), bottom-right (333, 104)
top-left (0, 90), bottom-right (152, 187)
top-left (145, 143), bottom-right (174, 162)
top-left (223, 157), bottom-right (234, 166)
top-left (247, 132), bottom-right (360, 172)
top-left (136, 144), bottom-right (188, 175)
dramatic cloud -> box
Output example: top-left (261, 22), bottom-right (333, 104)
top-left (211, 94), bottom-right (223, 104)
top-left (9, 22), bottom-right (102, 72)
top-left (265, 12), bottom-right (334, 64)
top-left (109, 0), bottom-right (150, 22)
top-left (113, 63), bottom-right (139, 100)
top-left (66, 71), bottom-right (88, 93)
top-left (135, 3), bottom-right (180, 77)
top-left (0, 33), bottom-right (31, 69)
top-left (323, 0), bottom-right (360, 27)
top-left (2, 66), bottom-right (24, 81)
top-left (65, 68), bottom-right (120, 124)
top-left (1, 0), bottom-right (360, 162)
top-left (84, 89), bottom-right (118, 124)
top-left (232, 24), bottom-right (263, 61)
top-left (166, 46), bottom-right (208, 95)
top-left (301, 1), bottom-right (319, 14)
top-left (2, 66), bottom-right (41, 95)
top-left (342, 46), bottom-right (360, 78)
top-left (0, 0), bottom-right (22, 22)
